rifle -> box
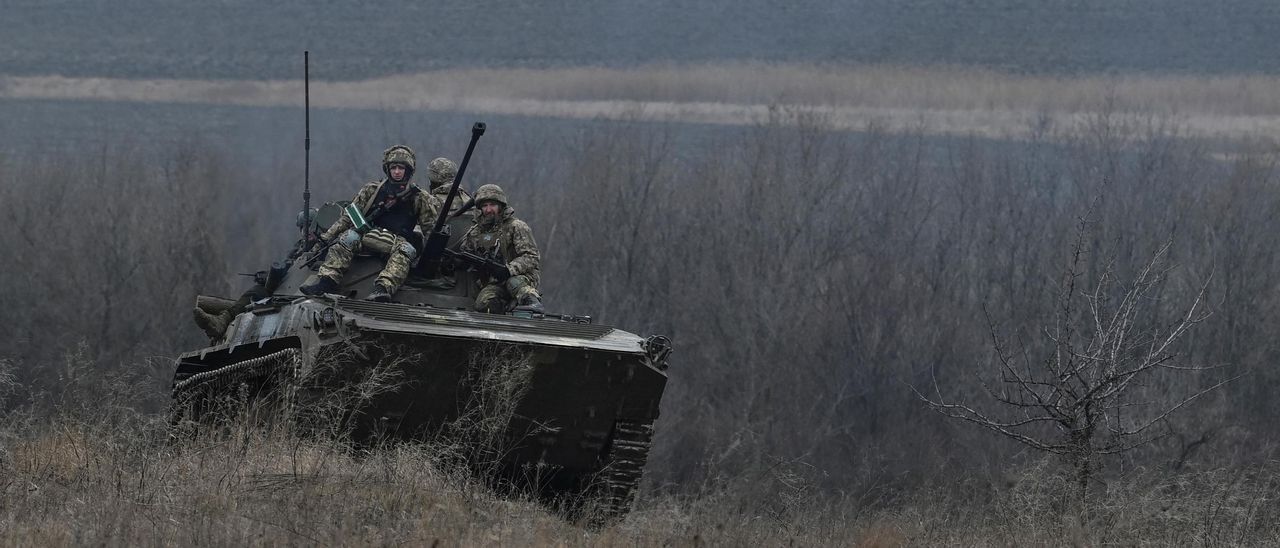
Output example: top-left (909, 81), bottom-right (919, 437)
top-left (444, 246), bottom-right (511, 281)
top-left (423, 122), bottom-right (485, 261)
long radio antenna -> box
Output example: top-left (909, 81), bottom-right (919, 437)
top-left (302, 50), bottom-right (311, 236)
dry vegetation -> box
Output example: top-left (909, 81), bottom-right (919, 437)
top-left (8, 63), bottom-right (1280, 139)
top-left (6, 71), bottom-right (1280, 543)
top-left (4, 401), bottom-right (1278, 545)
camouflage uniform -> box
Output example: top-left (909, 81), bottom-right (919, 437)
top-left (426, 157), bottom-right (472, 216)
top-left (311, 145), bottom-right (442, 296)
top-left (460, 184), bottom-right (542, 313)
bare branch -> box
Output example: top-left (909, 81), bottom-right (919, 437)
top-left (1111, 374), bottom-right (1245, 437)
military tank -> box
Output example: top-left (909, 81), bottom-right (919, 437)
top-left (169, 123), bottom-right (671, 520)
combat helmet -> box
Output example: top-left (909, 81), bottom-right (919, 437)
top-left (474, 184), bottom-right (508, 207)
top-left (382, 145), bottom-right (416, 180)
top-left (427, 157), bottom-right (457, 188)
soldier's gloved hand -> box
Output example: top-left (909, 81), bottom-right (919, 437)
top-left (300, 237), bottom-right (318, 253)
top-left (301, 247), bottom-right (326, 264)
top-left (489, 263), bottom-right (512, 281)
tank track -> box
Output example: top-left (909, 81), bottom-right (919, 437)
top-left (172, 348), bottom-right (300, 397)
top-left (170, 347), bottom-right (300, 423)
top-left (598, 420), bottom-right (655, 519)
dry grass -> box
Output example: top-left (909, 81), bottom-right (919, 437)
top-left (7, 63), bottom-right (1280, 139)
top-left (3, 420), bottom-right (561, 545)
top-left (4, 413), bottom-right (1279, 546)
top-left (0, 408), bottom-right (862, 546)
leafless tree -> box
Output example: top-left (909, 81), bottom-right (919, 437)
top-left (919, 212), bottom-right (1238, 504)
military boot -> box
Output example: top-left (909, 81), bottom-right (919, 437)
top-left (300, 275), bottom-right (339, 296)
top-left (365, 283), bottom-right (394, 303)
top-left (514, 294), bottom-right (545, 314)
top-left (475, 298), bottom-right (506, 314)
top-left (193, 308), bottom-right (233, 339)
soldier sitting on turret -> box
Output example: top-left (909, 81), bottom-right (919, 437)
top-left (426, 157), bottom-right (473, 217)
top-left (301, 145), bottom-right (442, 301)
top-left (458, 184), bottom-right (544, 314)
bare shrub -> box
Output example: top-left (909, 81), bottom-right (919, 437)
top-left (920, 213), bottom-right (1235, 505)
top-left (439, 343), bottom-right (534, 476)
top-left (0, 359), bottom-right (17, 409)
top-left (0, 138), bottom-right (231, 413)
top-left (287, 340), bottom-right (415, 445)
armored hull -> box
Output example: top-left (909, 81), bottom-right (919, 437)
top-left (172, 215), bottom-right (670, 519)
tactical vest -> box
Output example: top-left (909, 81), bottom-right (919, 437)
top-left (466, 216), bottom-right (512, 260)
top-left (370, 183), bottom-right (419, 239)
top-left (475, 230), bottom-right (502, 256)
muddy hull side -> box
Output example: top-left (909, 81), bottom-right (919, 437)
top-left (298, 330), bottom-right (663, 501)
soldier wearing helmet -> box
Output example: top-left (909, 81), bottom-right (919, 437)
top-left (426, 157), bottom-right (473, 216)
top-left (459, 183), bottom-right (543, 314)
top-left (301, 145), bottom-right (442, 301)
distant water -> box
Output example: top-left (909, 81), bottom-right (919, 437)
top-left (3, 0), bottom-right (1280, 79)
top-left (0, 97), bottom-right (744, 192)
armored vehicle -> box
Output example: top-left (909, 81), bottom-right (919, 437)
top-left (170, 124), bottom-right (671, 520)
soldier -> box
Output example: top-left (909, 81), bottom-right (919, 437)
top-left (194, 208), bottom-right (319, 338)
top-left (426, 157), bottom-right (473, 216)
top-left (301, 145), bottom-right (442, 301)
top-left (459, 184), bottom-right (544, 314)
top-left (193, 283), bottom-right (269, 339)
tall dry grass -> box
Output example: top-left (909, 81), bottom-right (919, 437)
top-left (5, 395), bottom-right (1280, 545)
top-left (0, 360), bottom-right (867, 546)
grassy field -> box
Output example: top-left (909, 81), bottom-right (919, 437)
top-left (4, 404), bottom-right (1276, 546)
